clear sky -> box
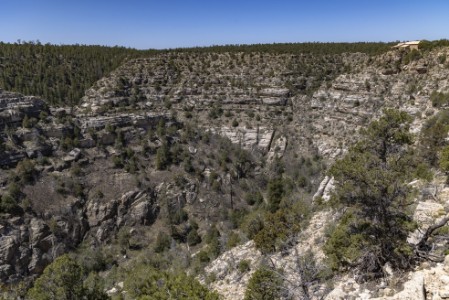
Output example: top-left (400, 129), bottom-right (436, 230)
top-left (1, 0), bottom-right (448, 49)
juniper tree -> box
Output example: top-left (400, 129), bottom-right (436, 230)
top-left (325, 109), bottom-right (424, 278)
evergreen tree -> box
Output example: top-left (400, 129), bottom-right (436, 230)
top-left (26, 255), bottom-right (108, 300)
top-left (325, 109), bottom-right (423, 277)
top-left (244, 267), bottom-right (283, 300)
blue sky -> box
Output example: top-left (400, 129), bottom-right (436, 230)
top-left (1, 0), bottom-right (448, 49)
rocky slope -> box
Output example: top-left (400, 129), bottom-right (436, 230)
top-left (197, 47), bottom-right (449, 299)
top-left (1, 45), bottom-right (449, 298)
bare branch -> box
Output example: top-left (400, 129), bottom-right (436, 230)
top-left (417, 216), bottom-right (449, 250)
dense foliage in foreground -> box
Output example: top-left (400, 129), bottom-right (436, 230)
top-left (324, 109), bottom-right (432, 280)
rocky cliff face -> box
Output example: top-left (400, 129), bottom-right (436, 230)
top-left (79, 51), bottom-right (366, 155)
top-left (78, 49), bottom-right (449, 160)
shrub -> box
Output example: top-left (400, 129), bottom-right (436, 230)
top-left (187, 228), bottom-right (202, 246)
top-left (253, 209), bottom-right (301, 254)
top-left (323, 210), bottom-right (365, 270)
top-left (0, 194), bottom-right (21, 214)
top-left (226, 231), bottom-right (241, 249)
top-left (196, 250), bottom-right (210, 264)
top-left (420, 109), bottom-right (449, 165)
top-left (440, 145), bottom-right (449, 174)
top-left (156, 143), bottom-right (171, 170)
top-left (7, 182), bottom-right (21, 200)
top-left (244, 267), bottom-right (283, 300)
top-left (169, 208), bottom-right (188, 225)
top-left (124, 264), bottom-right (219, 300)
top-left (229, 209), bottom-right (248, 229)
top-left (27, 254), bottom-right (107, 300)
top-left (154, 232), bottom-right (171, 253)
top-left (402, 49), bottom-right (421, 64)
top-left (430, 91), bottom-right (449, 107)
top-left (245, 191), bottom-right (263, 206)
top-left (238, 260), bottom-right (251, 273)
top-left (242, 212), bottom-right (265, 239)
top-left (267, 178), bottom-right (285, 213)
top-left (15, 159), bottom-right (36, 184)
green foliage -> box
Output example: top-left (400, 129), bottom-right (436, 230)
top-left (187, 227), bottom-right (202, 246)
top-left (207, 234), bottom-right (222, 259)
top-left (244, 267), bottom-right (283, 300)
top-left (205, 225), bottom-right (221, 244)
top-left (124, 264), bottom-right (219, 300)
top-left (14, 159), bottom-right (36, 184)
top-left (324, 210), bottom-right (366, 270)
top-left (420, 109), bottom-right (449, 166)
top-left (22, 115), bottom-right (31, 128)
top-left (0, 42), bottom-right (148, 106)
top-left (7, 182), bottom-right (21, 200)
top-left (26, 254), bottom-right (107, 300)
top-left (402, 49), bottom-right (421, 65)
top-left (156, 120), bottom-right (166, 137)
top-left (75, 245), bottom-right (114, 273)
top-left (242, 212), bottom-right (265, 239)
top-left (229, 209), bottom-right (248, 229)
top-left (226, 231), bottom-right (241, 249)
top-left (430, 91), bottom-right (449, 107)
top-left (116, 227), bottom-right (131, 252)
top-left (0, 194), bottom-right (21, 214)
top-left (253, 209), bottom-right (302, 254)
top-left (439, 145), bottom-right (449, 173)
top-left (203, 225), bottom-right (222, 259)
top-left (327, 109), bottom-right (419, 276)
top-left (412, 162), bottom-right (433, 182)
top-left (208, 105), bottom-right (223, 119)
top-left (183, 155), bottom-right (194, 173)
top-left (83, 272), bottom-right (109, 300)
top-left (238, 260), bottom-right (251, 273)
top-left (196, 250), bottom-right (211, 264)
top-left (168, 208), bottom-right (188, 225)
top-left (154, 232), bottom-right (171, 253)
top-left (267, 178), bottom-right (285, 212)
top-left (245, 191), bottom-right (263, 206)
top-left (171, 42), bottom-right (393, 56)
top-left (418, 39), bottom-right (449, 52)
top-left (156, 143), bottom-right (171, 170)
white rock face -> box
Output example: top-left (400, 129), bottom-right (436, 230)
top-left (313, 176), bottom-right (335, 202)
top-left (202, 210), bottom-right (335, 300)
top-left (408, 201), bottom-right (446, 245)
top-left (211, 126), bottom-right (274, 151)
top-left (267, 135), bottom-right (287, 161)
top-left (413, 201), bottom-right (445, 227)
top-left (327, 256), bottom-right (449, 300)
top-left (203, 241), bottom-right (263, 300)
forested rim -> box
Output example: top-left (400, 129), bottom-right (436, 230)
top-left (165, 41), bottom-right (395, 55)
top-left (1, 39), bottom-right (448, 107)
top-left (0, 42), bottom-right (156, 106)
top-left (0, 41), bottom-right (390, 107)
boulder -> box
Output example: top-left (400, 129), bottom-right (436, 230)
top-left (0, 265), bottom-right (13, 281)
top-left (0, 235), bottom-right (19, 264)
top-left (86, 199), bottom-right (119, 227)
